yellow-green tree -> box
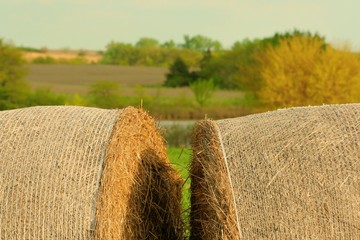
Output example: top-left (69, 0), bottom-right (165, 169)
top-left (258, 36), bottom-right (360, 108)
top-left (0, 38), bottom-right (29, 110)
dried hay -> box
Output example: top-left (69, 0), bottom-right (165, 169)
top-left (0, 106), bottom-right (183, 239)
top-left (191, 104), bottom-right (360, 239)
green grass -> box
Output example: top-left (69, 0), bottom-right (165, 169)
top-left (167, 147), bottom-right (192, 238)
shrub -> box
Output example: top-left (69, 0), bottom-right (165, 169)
top-left (27, 87), bottom-right (66, 106)
top-left (32, 56), bottom-right (56, 64)
top-left (88, 81), bottom-right (121, 108)
top-left (190, 79), bottom-right (217, 106)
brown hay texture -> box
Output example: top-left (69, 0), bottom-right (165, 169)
top-left (190, 104), bottom-right (360, 239)
top-left (0, 106), bottom-right (183, 239)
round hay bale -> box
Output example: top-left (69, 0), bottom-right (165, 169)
top-left (0, 106), bottom-right (183, 239)
top-left (190, 104), bottom-right (360, 239)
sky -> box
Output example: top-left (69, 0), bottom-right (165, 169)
top-left (1, 0), bottom-right (360, 50)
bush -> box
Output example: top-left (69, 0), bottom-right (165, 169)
top-left (27, 88), bottom-right (66, 106)
top-left (65, 93), bottom-right (87, 106)
top-left (88, 81), bottom-right (121, 108)
top-left (190, 79), bottom-right (217, 106)
top-left (32, 56), bottom-right (57, 64)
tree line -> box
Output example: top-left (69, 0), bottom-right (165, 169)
top-left (100, 34), bottom-right (223, 67)
top-left (164, 30), bottom-right (360, 108)
top-left (3, 30), bottom-right (360, 111)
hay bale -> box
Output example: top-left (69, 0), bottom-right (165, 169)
top-left (0, 106), bottom-right (183, 239)
top-left (191, 104), bottom-right (360, 239)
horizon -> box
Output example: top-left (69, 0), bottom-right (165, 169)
top-left (1, 0), bottom-right (360, 51)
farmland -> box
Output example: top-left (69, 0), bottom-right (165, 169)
top-left (24, 64), bottom-right (256, 120)
top-left (25, 64), bottom-right (168, 93)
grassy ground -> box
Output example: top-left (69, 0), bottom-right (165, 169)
top-left (167, 147), bottom-right (192, 237)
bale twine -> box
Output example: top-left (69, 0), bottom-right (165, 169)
top-left (191, 104), bottom-right (360, 239)
top-left (0, 106), bottom-right (183, 239)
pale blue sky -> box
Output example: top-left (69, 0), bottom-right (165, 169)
top-left (1, 0), bottom-right (359, 50)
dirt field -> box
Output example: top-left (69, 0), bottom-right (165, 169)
top-left (24, 64), bottom-right (244, 99)
top-left (25, 64), bottom-right (168, 93)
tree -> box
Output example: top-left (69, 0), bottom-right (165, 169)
top-left (135, 37), bottom-right (159, 48)
top-left (164, 57), bottom-right (194, 87)
top-left (161, 40), bottom-right (176, 49)
top-left (88, 81), bottom-right (121, 108)
top-left (200, 30), bottom-right (324, 91)
top-left (101, 42), bottom-right (138, 65)
top-left (257, 36), bottom-right (360, 108)
top-left (190, 79), bottom-right (217, 106)
top-left (181, 34), bottom-right (222, 51)
top-left (0, 38), bottom-right (29, 110)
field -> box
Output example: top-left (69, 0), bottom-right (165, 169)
top-left (24, 64), bottom-right (257, 120)
top-left (25, 64), bottom-right (168, 93)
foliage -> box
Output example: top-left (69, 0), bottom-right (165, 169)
top-left (164, 57), bottom-right (195, 87)
top-left (0, 38), bottom-right (29, 110)
top-left (190, 79), bottom-right (217, 106)
top-left (88, 80), bottom-right (121, 108)
top-left (101, 41), bottom-right (202, 67)
top-left (258, 36), bottom-right (360, 108)
top-left (27, 87), bottom-right (66, 106)
top-left (135, 37), bottom-right (159, 48)
top-left (161, 40), bottom-right (176, 49)
top-left (60, 57), bottom-right (88, 65)
top-left (17, 46), bottom-right (42, 53)
top-left (101, 42), bottom-right (134, 65)
top-left (31, 56), bottom-right (88, 64)
top-left (199, 30), bottom-right (325, 91)
top-left (32, 56), bottom-right (57, 64)
top-left (65, 93), bottom-right (87, 106)
top-left (132, 83), bottom-right (147, 98)
top-left (180, 34), bottom-right (222, 51)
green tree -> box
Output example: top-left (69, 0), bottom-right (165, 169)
top-left (161, 40), bottom-right (176, 49)
top-left (181, 34), bottom-right (222, 51)
top-left (164, 57), bottom-right (194, 87)
top-left (135, 37), bottom-right (160, 48)
top-left (190, 79), bottom-right (217, 106)
top-left (88, 81), bottom-right (121, 108)
top-left (201, 30), bottom-right (324, 91)
top-left (0, 38), bottom-right (29, 110)
top-left (101, 42), bottom-right (138, 65)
